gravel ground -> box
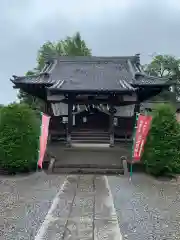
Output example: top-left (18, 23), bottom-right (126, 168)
top-left (1, 172), bottom-right (180, 240)
top-left (108, 173), bottom-right (180, 240)
top-left (0, 172), bottom-right (66, 240)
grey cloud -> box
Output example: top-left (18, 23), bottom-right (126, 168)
top-left (0, 0), bottom-right (180, 104)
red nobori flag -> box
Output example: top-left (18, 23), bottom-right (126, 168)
top-left (133, 115), bottom-right (152, 161)
top-left (38, 114), bottom-right (50, 169)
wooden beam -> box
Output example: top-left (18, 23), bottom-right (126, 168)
top-left (47, 94), bottom-right (65, 101)
top-left (14, 83), bottom-right (47, 100)
top-left (60, 98), bottom-right (138, 106)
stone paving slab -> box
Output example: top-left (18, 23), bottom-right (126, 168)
top-left (40, 175), bottom-right (121, 240)
top-left (63, 175), bottom-right (95, 240)
top-left (35, 175), bottom-right (79, 240)
top-left (94, 176), bottom-right (116, 220)
top-left (64, 216), bottom-right (94, 240)
top-left (94, 176), bottom-right (122, 240)
top-left (34, 174), bottom-right (122, 239)
top-left (94, 219), bottom-right (121, 240)
top-left (51, 178), bottom-right (77, 218)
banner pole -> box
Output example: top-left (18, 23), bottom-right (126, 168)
top-left (129, 113), bottom-right (139, 181)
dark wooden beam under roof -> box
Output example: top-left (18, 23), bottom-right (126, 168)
top-left (13, 83), bottom-right (47, 100)
top-left (138, 87), bottom-right (170, 102)
top-left (60, 98), bottom-right (137, 106)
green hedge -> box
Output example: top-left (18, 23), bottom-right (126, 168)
top-left (0, 103), bottom-right (40, 174)
top-left (142, 103), bottom-right (180, 176)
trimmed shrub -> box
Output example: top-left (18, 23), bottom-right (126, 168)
top-left (142, 103), bottom-right (180, 176)
top-left (0, 103), bottom-right (40, 174)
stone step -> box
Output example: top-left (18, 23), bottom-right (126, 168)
top-left (53, 163), bottom-right (123, 168)
top-left (72, 133), bottom-right (109, 136)
top-left (71, 139), bottom-right (110, 144)
top-left (70, 143), bottom-right (110, 148)
top-left (72, 130), bottom-right (109, 132)
top-left (72, 129), bottom-right (108, 132)
top-left (71, 133), bottom-right (109, 137)
top-left (71, 135), bottom-right (109, 139)
top-left (52, 167), bottom-right (124, 175)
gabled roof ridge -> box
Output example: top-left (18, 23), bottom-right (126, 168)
top-left (47, 55), bottom-right (140, 63)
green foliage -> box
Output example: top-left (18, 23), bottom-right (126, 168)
top-left (0, 103), bottom-right (40, 174)
top-left (144, 55), bottom-right (180, 77)
top-left (37, 41), bottom-right (56, 71)
top-left (37, 32), bottom-right (91, 70)
top-left (143, 54), bottom-right (180, 99)
top-left (142, 103), bottom-right (180, 176)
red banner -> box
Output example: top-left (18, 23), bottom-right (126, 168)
top-left (133, 115), bottom-right (152, 161)
top-left (37, 114), bottom-right (50, 169)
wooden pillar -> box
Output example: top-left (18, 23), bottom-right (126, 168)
top-left (46, 102), bottom-right (52, 115)
top-left (109, 105), bottom-right (114, 147)
top-left (67, 94), bottom-right (73, 147)
top-left (133, 102), bottom-right (140, 122)
top-left (132, 102), bottom-right (140, 139)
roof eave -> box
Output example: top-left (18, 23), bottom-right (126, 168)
top-left (47, 88), bottom-right (137, 95)
top-left (133, 83), bottom-right (172, 87)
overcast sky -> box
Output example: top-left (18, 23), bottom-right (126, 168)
top-left (1, 0), bottom-right (180, 104)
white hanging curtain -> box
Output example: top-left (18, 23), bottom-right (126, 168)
top-left (51, 103), bottom-right (68, 116)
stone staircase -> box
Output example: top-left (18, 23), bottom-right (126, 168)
top-left (43, 142), bottom-right (132, 175)
top-left (42, 129), bottom-right (132, 175)
top-left (71, 129), bottom-right (110, 144)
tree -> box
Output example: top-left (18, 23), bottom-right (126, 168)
top-left (142, 103), bottom-right (180, 176)
top-left (144, 55), bottom-right (180, 77)
top-left (37, 41), bottom-right (56, 71)
top-left (143, 55), bottom-right (180, 100)
top-left (0, 103), bottom-right (40, 174)
top-left (37, 32), bottom-right (91, 70)
top-left (19, 32), bottom-right (91, 105)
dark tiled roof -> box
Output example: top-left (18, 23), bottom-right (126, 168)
top-left (48, 56), bottom-right (138, 92)
top-left (11, 55), bottom-right (171, 93)
top-left (12, 55), bottom-right (140, 92)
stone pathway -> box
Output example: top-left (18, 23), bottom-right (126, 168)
top-left (35, 175), bottom-right (122, 240)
